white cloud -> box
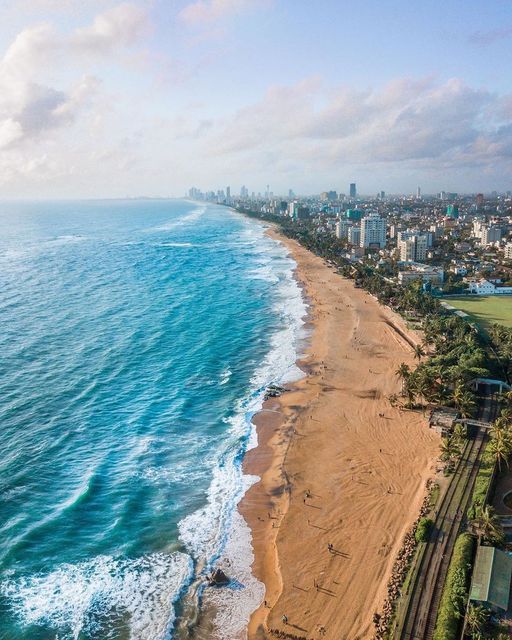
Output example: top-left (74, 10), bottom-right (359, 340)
top-left (0, 4), bottom-right (146, 150)
top-left (71, 3), bottom-right (148, 54)
top-left (179, 0), bottom-right (269, 24)
top-left (204, 76), bottom-right (511, 173)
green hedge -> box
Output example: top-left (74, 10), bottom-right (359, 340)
top-left (433, 533), bottom-right (475, 640)
top-left (470, 442), bottom-right (495, 514)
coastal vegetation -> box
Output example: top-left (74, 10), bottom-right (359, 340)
top-left (433, 532), bottom-right (475, 640)
top-left (415, 517), bottom-right (433, 543)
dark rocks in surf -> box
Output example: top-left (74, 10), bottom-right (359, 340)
top-left (264, 384), bottom-right (287, 400)
top-left (207, 568), bottom-right (230, 586)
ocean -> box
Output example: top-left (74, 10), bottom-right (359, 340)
top-left (0, 199), bottom-right (306, 640)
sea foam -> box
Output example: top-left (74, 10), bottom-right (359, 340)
top-left (178, 219), bottom-right (307, 639)
top-left (0, 553), bottom-right (193, 640)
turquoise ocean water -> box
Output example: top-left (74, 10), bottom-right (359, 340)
top-left (0, 200), bottom-right (306, 640)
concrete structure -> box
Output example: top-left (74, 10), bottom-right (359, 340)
top-left (505, 242), bottom-right (512, 260)
top-left (360, 212), bottom-right (386, 249)
top-left (397, 232), bottom-right (428, 262)
top-left (349, 182), bottom-right (357, 198)
top-left (398, 263), bottom-right (444, 285)
top-left (335, 219), bottom-right (349, 240)
top-left (481, 225), bottom-right (502, 246)
top-left (347, 225), bottom-right (361, 246)
top-left (429, 407), bottom-right (459, 437)
top-left (470, 546), bottom-right (512, 612)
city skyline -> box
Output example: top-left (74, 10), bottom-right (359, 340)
top-left (0, 0), bottom-right (512, 198)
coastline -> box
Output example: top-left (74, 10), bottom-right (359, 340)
top-left (240, 227), bottom-right (440, 640)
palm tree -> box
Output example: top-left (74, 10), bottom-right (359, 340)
top-left (453, 422), bottom-right (467, 443)
top-left (465, 603), bottom-right (489, 639)
top-left (458, 392), bottom-right (477, 418)
top-left (440, 437), bottom-right (461, 464)
top-left (452, 381), bottom-right (465, 408)
top-left (413, 344), bottom-right (425, 361)
top-left (499, 406), bottom-right (512, 422)
top-left (490, 416), bottom-right (509, 439)
top-left (469, 505), bottom-right (504, 545)
top-left (388, 393), bottom-right (400, 408)
top-left (395, 363), bottom-right (411, 394)
top-left (489, 430), bottom-right (512, 472)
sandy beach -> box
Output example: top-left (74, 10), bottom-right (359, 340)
top-left (240, 229), bottom-right (440, 640)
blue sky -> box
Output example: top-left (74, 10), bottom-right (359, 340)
top-left (0, 0), bottom-right (511, 197)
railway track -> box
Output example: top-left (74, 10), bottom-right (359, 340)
top-left (395, 426), bottom-right (487, 640)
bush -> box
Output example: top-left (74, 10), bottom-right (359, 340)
top-left (470, 442), bottom-right (495, 515)
top-left (433, 533), bottom-right (475, 640)
top-left (415, 518), bottom-right (434, 543)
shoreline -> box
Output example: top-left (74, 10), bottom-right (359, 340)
top-left (240, 227), bottom-right (440, 640)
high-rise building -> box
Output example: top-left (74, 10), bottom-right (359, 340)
top-left (446, 205), bottom-right (459, 218)
top-left (226, 186), bottom-right (231, 200)
top-left (398, 232), bottom-right (428, 262)
top-left (480, 225), bottom-right (502, 246)
top-left (240, 185), bottom-right (249, 198)
top-left (346, 208), bottom-right (362, 221)
top-left (335, 219), bottom-right (349, 239)
top-left (360, 212), bottom-right (386, 248)
top-left (288, 189), bottom-right (295, 199)
top-left (476, 193), bottom-right (484, 208)
top-left (417, 186), bottom-right (421, 199)
top-left (349, 182), bottom-right (357, 198)
top-left (347, 225), bottom-right (361, 246)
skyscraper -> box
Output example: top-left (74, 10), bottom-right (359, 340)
top-left (416, 186), bottom-right (421, 199)
top-left (350, 182), bottom-right (357, 198)
top-left (360, 212), bottom-right (386, 248)
top-left (226, 186), bottom-right (231, 200)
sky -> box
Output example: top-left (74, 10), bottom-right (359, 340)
top-left (0, 0), bottom-right (511, 197)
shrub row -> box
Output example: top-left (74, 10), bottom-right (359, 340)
top-left (433, 532), bottom-right (475, 640)
top-left (470, 442), bottom-right (496, 515)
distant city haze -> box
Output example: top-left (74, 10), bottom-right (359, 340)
top-left (0, 0), bottom-right (511, 198)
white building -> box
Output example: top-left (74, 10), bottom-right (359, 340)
top-left (505, 242), bottom-right (512, 260)
top-left (347, 225), bottom-right (361, 246)
top-left (481, 225), bottom-right (502, 246)
top-left (467, 279), bottom-right (512, 295)
top-left (335, 219), bottom-right (349, 239)
top-left (398, 263), bottom-right (444, 285)
top-left (397, 232), bottom-right (428, 262)
top-left (360, 212), bottom-right (386, 248)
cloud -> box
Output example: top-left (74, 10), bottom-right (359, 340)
top-left (179, 0), bottom-right (269, 24)
top-left (0, 4), bottom-right (146, 150)
top-left (468, 27), bottom-right (512, 46)
top-left (203, 76), bottom-right (512, 174)
top-left (71, 3), bottom-right (148, 54)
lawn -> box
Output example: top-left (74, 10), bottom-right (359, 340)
top-left (446, 295), bottom-right (512, 329)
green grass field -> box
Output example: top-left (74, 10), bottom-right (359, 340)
top-left (445, 295), bottom-right (512, 329)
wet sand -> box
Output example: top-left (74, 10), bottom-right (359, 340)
top-left (240, 229), bottom-right (440, 640)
